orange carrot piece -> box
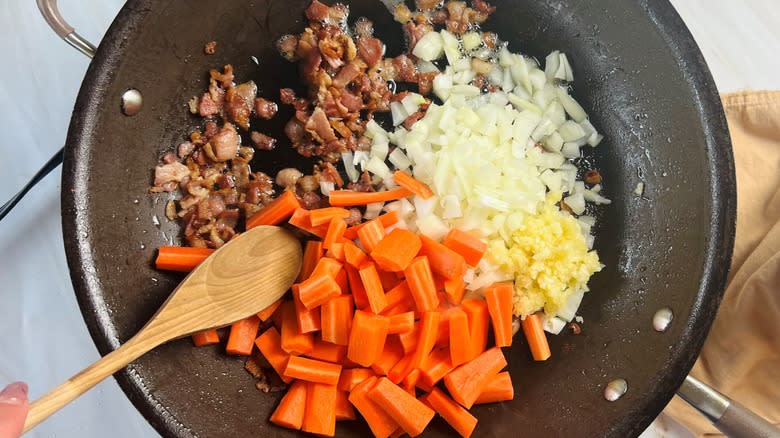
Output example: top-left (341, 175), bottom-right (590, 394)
top-left (419, 347), bottom-right (454, 388)
top-left (397, 323), bottom-right (421, 354)
top-left (306, 338), bottom-right (347, 364)
top-left (448, 308), bottom-right (471, 367)
top-left (280, 301), bottom-right (314, 355)
top-left (298, 273), bottom-right (341, 310)
top-left (292, 285), bottom-right (321, 333)
top-left (323, 218), bottom-right (347, 250)
top-left (392, 171), bottom-right (434, 199)
top-left (345, 265), bottom-right (369, 309)
top-left (411, 311), bottom-right (441, 371)
top-left (338, 368), bottom-right (376, 392)
top-left (387, 352), bottom-right (415, 384)
top-left (326, 242), bottom-right (346, 262)
top-left (270, 380), bottom-right (307, 430)
top-left (443, 347), bottom-right (507, 408)
top-left (344, 211), bottom-right (399, 240)
top-left (357, 218), bottom-right (386, 254)
top-left (404, 256), bottom-right (440, 312)
top-left (401, 368), bottom-right (420, 396)
top-left (442, 229), bottom-right (487, 266)
top-left (367, 377), bottom-right (435, 437)
top-left (302, 382), bottom-right (337, 437)
top-left (309, 207), bottom-right (351, 226)
top-left (347, 310), bottom-right (390, 367)
top-left (191, 329), bottom-right (220, 347)
top-left (426, 387), bottom-right (478, 438)
top-left (155, 246), bottom-right (213, 272)
top-left (434, 307), bottom-right (454, 349)
top-left (329, 187), bottom-right (413, 207)
top-left (349, 377), bottom-right (399, 438)
top-left (382, 281), bottom-right (414, 313)
top-left (443, 273), bottom-right (466, 305)
top-left (485, 283), bottom-right (514, 347)
top-left (257, 298), bottom-right (283, 322)
top-left (461, 299), bottom-right (489, 361)
top-left (336, 390), bottom-right (357, 421)
top-left (371, 337), bottom-right (405, 376)
top-left (334, 267), bottom-right (349, 294)
top-left (521, 312), bottom-right (551, 361)
top-left (289, 208), bottom-right (329, 238)
top-left (359, 262), bottom-right (389, 314)
top-left (247, 190), bottom-right (301, 229)
top-left (255, 327), bottom-right (293, 384)
top-left (387, 312), bottom-right (415, 334)
top-left (474, 371), bottom-right (514, 404)
top-left (370, 228), bottom-right (422, 272)
top-left (343, 240), bottom-right (368, 268)
top-left (284, 355), bottom-right (342, 385)
top-left (382, 300), bottom-right (415, 317)
top-left (226, 316), bottom-right (260, 356)
top-left (377, 267), bottom-right (402, 291)
top-left (321, 295), bottom-right (354, 346)
top-left (299, 241), bottom-right (324, 282)
top-left (311, 256), bottom-right (343, 279)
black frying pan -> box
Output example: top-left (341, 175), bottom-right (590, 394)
top-left (54, 0), bottom-right (736, 436)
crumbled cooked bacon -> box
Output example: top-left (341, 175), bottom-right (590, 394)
top-left (277, 35), bottom-right (299, 62)
top-left (417, 71), bottom-right (437, 95)
top-left (250, 131), bottom-right (277, 151)
top-left (153, 162), bottom-right (189, 191)
top-left (416, 0), bottom-right (442, 11)
top-left (354, 17), bottom-right (374, 38)
top-left (473, 0), bottom-right (496, 15)
top-left (305, 107), bottom-right (338, 143)
top-left (254, 97), bottom-right (278, 120)
top-left (178, 142), bottom-right (196, 158)
top-left (345, 208), bottom-right (362, 225)
top-left (305, 0), bottom-right (330, 22)
top-left (357, 37), bottom-right (384, 67)
top-left (332, 62), bottom-right (361, 88)
top-left (198, 91), bottom-right (222, 118)
top-left (280, 88), bottom-right (296, 105)
top-left (393, 55), bottom-right (418, 82)
top-left (204, 41), bottom-right (217, 55)
top-left (210, 65), bottom-right (234, 88)
top-left (301, 191), bottom-right (322, 209)
top-left (207, 123), bottom-right (239, 161)
top-left (224, 81), bottom-right (257, 130)
top-left (405, 21), bottom-right (433, 52)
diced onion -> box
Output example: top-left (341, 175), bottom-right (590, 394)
top-left (319, 181), bottom-right (335, 196)
top-left (364, 202), bottom-right (384, 220)
top-left (415, 214), bottom-right (450, 241)
top-left (390, 101), bottom-right (408, 126)
top-left (463, 31), bottom-right (483, 52)
top-left (388, 148), bottom-right (412, 170)
top-left (556, 87), bottom-right (588, 123)
top-left (366, 156), bottom-right (391, 180)
top-left (543, 315), bottom-right (567, 335)
top-left (342, 151), bottom-right (359, 182)
top-left (412, 31), bottom-right (444, 61)
top-left (556, 290), bottom-right (584, 322)
top-left (563, 192), bottom-right (586, 214)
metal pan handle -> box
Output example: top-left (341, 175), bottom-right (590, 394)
top-left (36, 0), bottom-right (97, 58)
top-left (678, 376), bottom-right (780, 438)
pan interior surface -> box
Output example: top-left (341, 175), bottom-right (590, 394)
top-left (61, 0), bottom-right (735, 436)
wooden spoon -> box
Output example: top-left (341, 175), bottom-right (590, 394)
top-left (23, 225), bottom-right (302, 432)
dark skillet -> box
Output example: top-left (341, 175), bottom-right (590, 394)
top-left (61, 0), bottom-right (735, 436)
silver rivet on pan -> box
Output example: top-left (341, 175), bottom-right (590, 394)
top-left (121, 89), bottom-right (143, 116)
top-left (604, 379), bottom-right (628, 401)
top-left (653, 307), bottom-right (674, 332)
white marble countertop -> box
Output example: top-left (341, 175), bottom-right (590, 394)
top-left (1, 0), bottom-right (777, 437)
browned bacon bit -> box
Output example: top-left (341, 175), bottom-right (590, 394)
top-left (404, 111), bottom-right (426, 130)
top-left (393, 4), bottom-right (413, 24)
top-left (332, 62), bottom-right (362, 88)
top-left (345, 208), bottom-right (362, 225)
top-left (357, 37), bottom-right (384, 68)
top-left (417, 71), bottom-right (438, 96)
top-left (320, 162), bottom-right (344, 188)
top-left (206, 123), bottom-right (240, 162)
top-left (204, 41), bottom-right (217, 55)
top-left (416, 0), bottom-right (442, 12)
top-left (254, 97), bottom-right (278, 120)
top-left (277, 35), bottom-right (299, 62)
top-left (584, 169), bottom-right (602, 185)
top-left (348, 171), bottom-right (375, 193)
top-left (569, 322), bottom-right (582, 335)
top-left (225, 81), bottom-right (257, 130)
top-left (210, 64), bottom-right (235, 88)
top-left (279, 88), bottom-right (296, 105)
top-left (276, 168), bottom-right (304, 188)
top-left (430, 9), bottom-right (448, 25)
top-left (250, 131), bottom-right (277, 151)
top-left (305, 0), bottom-right (330, 22)
top-left (393, 54), bottom-right (418, 83)
top-left (305, 107), bottom-right (338, 143)
top-left (405, 21), bottom-right (433, 52)
top-left (473, 0), bottom-right (496, 15)
top-left (301, 191), bottom-right (322, 209)
top-left (354, 17), bottom-right (374, 38)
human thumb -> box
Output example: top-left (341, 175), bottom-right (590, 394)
top-left (0, 382), bottom-right (29, 438)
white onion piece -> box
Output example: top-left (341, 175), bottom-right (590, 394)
top-left (559, 53), bottom-right (574, 82)
top-left (543, 315), bottom-right (567, 335)
top-left (544, 50), bottom-right (560, 80)
top-left (365, 119), bottom-right (387, 139)
top-left (510, 55), bottom-right (532, 93)
top-left (341, 151), bottom-right (359, 182)
top-left (561, 142), bottom-right (581, 159)
top-left (556, 87), bottom-right (588, 123)
top-left (319, 181), bottom-right (335, 196)
top-left (353, 150), bottom-right (370, 171)
top-left (440, 30), bottom-right (461, 65)
top-left (388, 148), bottom-right (412, 171)
top-left (564, 192), bottom-right (586, 214)
top-left (451, 84), bottom-right (481, 97)
top-left (558, 120), bottom-right (587, 142)
top-left (416, 215), bottom-right (450, 241)
top-left (366, 156), bottom-right (391, 180)
top-left (413, 195), bottom-right (437, 218)
top-left (433, 73), bottom-right (453, 101)
top-left (417, 59), bottom-right (440, 74)
top-left (371, 133), bottom-right (389, 161)
top-left (390, 102), bottom-right (408, 126)
top-left (412, 31), bottom-right (444, 61)
top-left (441, 194), bottom-right (463, 219)
top-left (529, 69), bottom-right (547, 92)
top-left (556, 289), bottom-right (584, 322)
top-left (463, 31), bottom-right (482, 52)
top-left (402, 93), bottom-right (425, 116)
top-left (583, 189), bottom-right (612, 205)
top-left (363, 202), bottom-right (384, 220)
top-left (498, 45), bottom-right (514, 67)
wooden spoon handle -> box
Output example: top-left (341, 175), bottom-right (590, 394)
top-left (23, 334), bottom-right (158, 432)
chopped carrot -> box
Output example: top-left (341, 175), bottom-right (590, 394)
top-left (390, 428), bottom-right (405, 438)
top-left (448, 308), bottom-right (471, 367)
top-left (257, 299), bottom-right (283, 322)
top-left (367, 377), bottom-right (435, 437)
top-left (359, 262), bottom-right (389, 314)
top-left (419, 347), bottom-right (454, 388)
top-left (370, 228), bottom-right (422, 272)
top-left (347, 310), bottom-right (390, 367)
top-left (443, 347), bottom-right (507, 408)
top-left (280, 301), bottom-right (314, 355)
top-left (383, 281), bottom-right (414, 312)
top-left (442, 229), bottom-right (487, 266)
top-left (338, 368), bottom-right (376, 392)
top-left (377, 267), bottom-right (403, 291)
top-left (326, 242), bottom-right (346, 262)
top-left (226, 316), bottom-right (260, 356)
top-left (270, 380), bottom-right (307, 430)
top-left (310, 256), bottom-right (343, 278)
top-left (397, 323), bottom-right (421, 354)
top-left (309, 207), bottom-right (351, 226)
top-left (433, 273), bottom-right (446, 292)
top-left (357, 218), bottom-right (386, 253)
top-left (344, 211), bottom-right (399, 240)
top-left (443, 273), bottom-right (466, 305)
top-left (289, 208), bottom-right (329, 238)
top-left (434, 307), bottom-right (454, 349)
top-left (387, 352), bottom-right (415, 384)
top-left (305, 338), bottom-right (347, 364)
top-left (292, 285), bottom-right (321, 333)
top-left (328, 187), bottom-right (413, 207)
top-left (335, 390), bottom-right (357, 421)
top-left (392, 171), bottom-right (434, 199)
top-left (247, 190), bottom-right (301, 229)
top-left (401, 368), bottom-right (420, 396)
top-left (284, 355), bottom-right (342, 385)
top-left (521, 312), bottom-right (551, 361)
top-left (382, 299), bottom-right (415, 317)
top-left (387, 312), bottom-right (415, 334)
top-left (298, 273), bottom-right (341, 310)
top-left (426, 387), bottom-right (478, 438)
top-left (461, 299), bottom-right (489, 361)
top-left (343, 240), bottom-right (368, 268)
top-left (323, 218), bottom-right (347, 250)
top-left (410, 311), bottom-right (441, 371)
top-left (254, 327), bottom-right (292, 384)
top-left (334, 267), bottom-right (349, 294)
top-left (321, 295), bottom-right (354, 346)
top-left (345, 265), bottom-right (369, 309)
top-left (191, 329), bottom-right (220, 347)
top-left (404, 256), bottom-right (440, 312)
top-left (348, 377), bottom-right (399, 438)
top-left (415, 375), bottom-right (433, 393)
top-left (299, 241), bottom-right (324, 282)
top-left (302, 382), bottom-right (337, 437)
top-left (155, 246), bottom-right (213, 272)
top-left (474, 371), bottom-right (514, 404)
top-left (485, 283), bottom-right (514, 347)
top-left (371, 337), bottom-right (405, 376)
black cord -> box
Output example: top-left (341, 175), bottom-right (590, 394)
top-left (0, 147), bottom-right (65, 222)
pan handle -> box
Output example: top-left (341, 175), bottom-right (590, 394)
top-left (36, 0), bottom-right (96, 58)
top-left (677, 376), bottom-right (780, 438)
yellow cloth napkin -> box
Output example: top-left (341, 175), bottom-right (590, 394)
top-left (664, 91), bottom-right (780, 435)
